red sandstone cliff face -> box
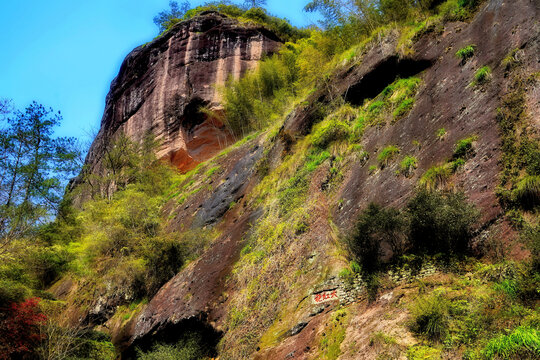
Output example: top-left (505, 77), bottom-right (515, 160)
top-left (84, 11), bottom-right (281, 173)
top-left (118, 1), bottom-right (539, 357)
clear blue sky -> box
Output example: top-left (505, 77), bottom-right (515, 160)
top-left (0, 0), bottom-right (319, 143)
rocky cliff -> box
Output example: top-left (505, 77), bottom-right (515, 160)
top-left (84, 11), bottom-right (281, 174)
top-left (58, 1), bottom-right (540, 359)
top-left (119, 0), bottom-right (539, 357)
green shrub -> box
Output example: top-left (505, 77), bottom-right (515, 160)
top-left (346, 203), bottom-right (408, 273)
top-left (453, 135), bottom-right (478, 159)
top-left (472, 66), bottom-right (491, 85)
top-left (141, 235), bottom-right (185, 297)
top-left (483, 326), bottom-right (540, 359)
top-left (410, 292), bottom-right (449, 341)
top-left (436, 128), bottom-right (446, 140)
top-left (400, 155), bottom-right (418, 176)
top-left (419, 164), bottom-right (452, 190)
top-left (512, 175), bottom-right (540, 209)
top-left (311, 120), bottom-right (350, 149)
top-left (449, 158), bottom-right (466, 172)
top-left (456, 44), bottom-right (476, 63)
top-left (407, 189), bottom-right (479, 255)
top-left (378, 145), bottom-right (400, 167)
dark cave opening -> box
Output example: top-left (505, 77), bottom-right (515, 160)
top-left (124, 316), bottom-right (222, 359)
top-left (344, 56), bottom-right (433, 106)
top-left (180, 97), bottom-right (209, 134)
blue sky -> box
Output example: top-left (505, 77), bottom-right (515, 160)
top-left (0, 0), bottom-right (319, 143)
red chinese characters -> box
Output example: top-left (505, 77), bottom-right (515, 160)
top-left (312, 290), bottom-right (339, 304)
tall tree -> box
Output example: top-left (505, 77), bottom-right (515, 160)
top-left (0, 102), bottom-right (79, 252)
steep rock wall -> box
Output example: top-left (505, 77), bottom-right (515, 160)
top-left (84, 12), bottom-right (281, 173)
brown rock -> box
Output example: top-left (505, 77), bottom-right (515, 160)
top-left (84, 11), bottom-right (281, 175)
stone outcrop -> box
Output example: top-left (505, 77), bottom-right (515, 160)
top-left (84, 11), bottom-right (281, 173)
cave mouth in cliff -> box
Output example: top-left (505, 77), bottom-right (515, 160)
top-left (181, 97), bottom-right (210, 134)
top-left (126, 317), bottom-right (222, 359)
top-left (344, 56), bottom-right (433, 106)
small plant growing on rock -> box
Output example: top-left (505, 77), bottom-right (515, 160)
top-left (311, 120), bottom-right (351, 149)
top-left (512, 175), bottom-right (540, 209)
top-left (456, 44), bottom-right (476, 64)
top-left (472, 66), bottom-right (491, 85)
top-left (453, 135), bottom-right (478, 159)
top-left (400, 155), bottom-right (418, 177)
top-left (419, 164), bottom-right (452, 190)
top-left (368, 165), bottom-right (378, 175)
top-left (378, 145), bottom-right (400, 168)
top-left (436, 128), bottom-right (446, 140)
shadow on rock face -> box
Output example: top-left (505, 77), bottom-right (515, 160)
top-left (344, 56), bottom-right (433, 106)
top-left (123, 315), bottom-right (222, 359)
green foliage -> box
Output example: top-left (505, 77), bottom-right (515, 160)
top-left (153, 1), bottom-right (190, 32)
top-left (482, 326), bottom-right (540, 359)
top-left (311, 120), bottom-right (351, 149)
top-left (359, 77), bottom-right (421, 127)
top-left (378, 145), bottom-right (400, 167)
top-left (406, 345), bottom-right (441, 359)
top-left (501, 48), bottom-right (521, 72)
top-left (400, 155), bottom-right (418, 176)
top-left (407, 189), bottom-right (479, 255)
top-left (392, 98), bottom-right (415, 119)
top-left (319, 309), bottom-right (348, 359)
top-left (222, 54), bottom-right (297, 138)
top-left (347, 203), bottom-right (408, 273)
top-left (181, 4), bottom-right (306, 42)
top-left (419, 164), bottom-right (452, 190)
top-left (472, 66), bottom-right (492, 85)
top-left (0, 101), bottom-right (79, 251)
top-left (278, 150), bottom-right (330, 213)
top-left (410, 292), bottom-right (449, 341)
top-left (453, 135), bottom-right (478, 159)
top-left (456, 44), bottom-right (476, 63)
top-left (436, 128), bottom-right (447, 140)
top-left (137, 331), bottom-right (212, 360)
top-left (511, 175), bottom-right (540, 209)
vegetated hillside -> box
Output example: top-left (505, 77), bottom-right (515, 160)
top-left (2, 1), bottom-right (539, 359)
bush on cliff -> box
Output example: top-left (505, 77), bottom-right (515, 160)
top-left (347, 189), bottom-right (479, 274)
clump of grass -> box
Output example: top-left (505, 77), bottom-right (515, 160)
top-left (400, 155), bottom-right (418, 177)
top-left (436, 128), bottom-right (446, 140)
top-left (406, 345), bottom-right (441, 360)
top-left (472, 65), bottom-right (491, 85)
top-left (453, 135), bottom-right (478, 159)
top-left (369, 165), bottom-right (378, 175)
top-left (482, 326), bottom-right (540, 359)
top-left (456, 44), bottom-right (476, 64)
top-left (449, 158), bottom-right (465, 172)
top-left (512, 175), bottom-right (540, 209)
top-left (378, 145), bottom-right (400, 167)
top-left (205, 166), bottom-right (220, 178)
top-left (502, 48), bottom-right (520, 72)
top-left (392, 98), bottom-right (415, 119)
top-left (320, 309), bottom-right (348, 360)
top-left (419, 164), bottom-right (452, 190)
top-left (311, 120), bottom-right (351, 149)
top-left (409, 292), bottom-right (449, 341)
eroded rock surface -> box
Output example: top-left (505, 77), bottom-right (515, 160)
top-left (84, 12), bottom-right (281, 173)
